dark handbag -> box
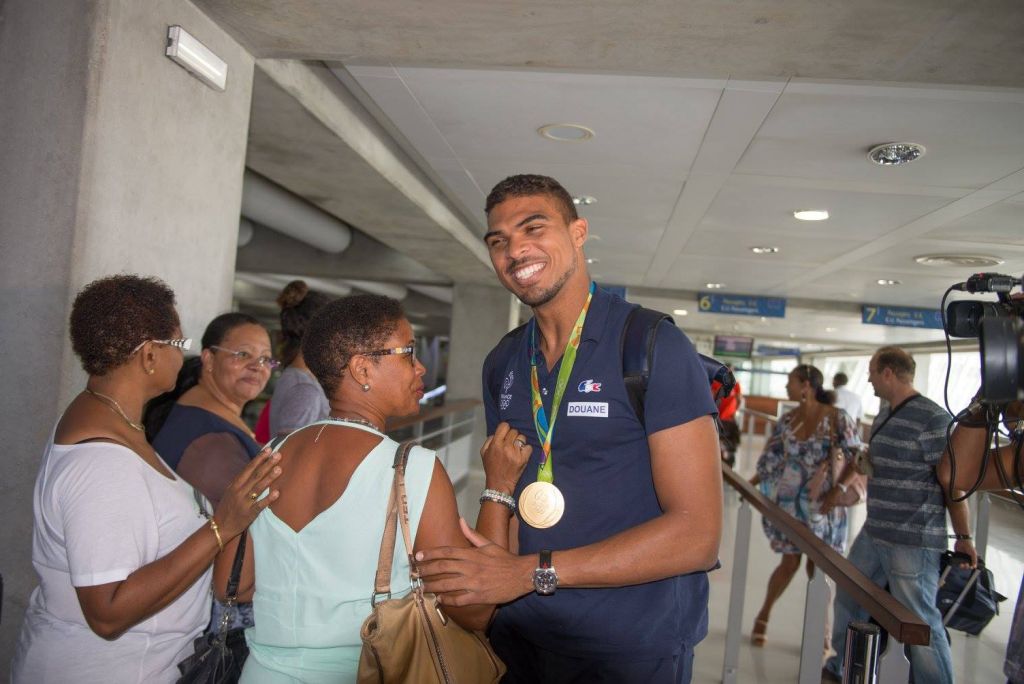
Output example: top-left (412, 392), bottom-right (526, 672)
top-left (357, 441), bottom-right (506, 683)
top-left (936, 551), bottom-right (1007, 636)
top-left (176, 531), bottom-right (250, 684)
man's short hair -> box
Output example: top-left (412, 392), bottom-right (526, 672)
top-left (833, 372), bottom-right (849, 387)
top-left (874, 345), bottom-right (916, 382)
top-left (485, 174), bottom-right (578, 223)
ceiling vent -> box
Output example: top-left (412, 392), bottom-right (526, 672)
top-left (914, 254), bottom-right (1004, 268)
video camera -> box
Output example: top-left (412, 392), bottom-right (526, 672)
top-left (944, 272), bottom-right (1024, 402)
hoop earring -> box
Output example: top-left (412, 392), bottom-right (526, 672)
top-left (362, 383), bottom-right (371, 392)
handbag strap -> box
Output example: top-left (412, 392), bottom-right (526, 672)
top-left (371, 440), bottom-right (417, 598)
top-left (225, 530), bottom-right (248, 602)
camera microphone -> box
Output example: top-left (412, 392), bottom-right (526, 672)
top-left (952, 272), bottom-right (1022, 294)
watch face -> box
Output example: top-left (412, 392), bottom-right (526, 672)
top-left (534, 567), bottom-right (557, 595)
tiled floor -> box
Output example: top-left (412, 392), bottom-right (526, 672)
top-left (455, 435), bottom-right (1022, 683)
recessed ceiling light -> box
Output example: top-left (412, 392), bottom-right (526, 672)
top-left (793, 210), bottom-right (829, 221)
top-left (705, 282), bottom-right (725, 289)
top-left (750, 246), bottom-right (780, 254)
top-left (538, 123), bottom-right (595, 142)
top-left (673, 309), bottom-right (689, 316)
top-left (825, 326), bottom-right (837, 332)
top-left (914, 254), bottom-right (1004, 268)
top-left (789, 333), bottom-right (797, 339)
top-left (876, 279), bottom-right (902, 286)
top-left (586, 257), bottom-right (599, 264)
top-left (573, 195), bottom-right (597, 206)
top-left (868, 142), bottom-right (925, 166)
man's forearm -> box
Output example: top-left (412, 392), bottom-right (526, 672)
top-left (555, 506), bottom-right (721, 589)
top-left (945, 490), bottom-right (973, 538)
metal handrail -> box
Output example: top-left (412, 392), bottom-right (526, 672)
top-left (721, 466), bottom-right (930, 646)
top-left (722, 405), bottom-right (930, 683)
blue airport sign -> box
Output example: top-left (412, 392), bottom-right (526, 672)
top-left (698, 293), bottom-right (786, 318)
top-left (862, 305), bottom-right (943, 330)
top-left (756, 345), bottom-right (802, 357)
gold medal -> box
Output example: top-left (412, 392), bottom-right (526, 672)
top-left (518, 481), bottom-right (565, 529)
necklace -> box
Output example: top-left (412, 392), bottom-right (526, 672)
top-left (315, 416), bottom-right (384, 443)
top-left (85, 389), bottom-right (145, 433)
top-left (327, 416), bottom-right (383, 432)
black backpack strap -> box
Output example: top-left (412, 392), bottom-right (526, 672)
top-left (620, 305), bottom-right (737, 431)
top-left (487, 322), bottom-right (528, 406)
top-left (620, 306), bottom-right (672, 427)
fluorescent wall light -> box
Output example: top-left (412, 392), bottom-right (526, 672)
top-left (166, 26), bottom-right (227, 92)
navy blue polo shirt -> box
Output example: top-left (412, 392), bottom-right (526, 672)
top-left (482, 286), bottom-right (717, 658)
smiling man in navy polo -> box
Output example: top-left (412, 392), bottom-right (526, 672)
top-left (418, 174), bottom-right (722, 683)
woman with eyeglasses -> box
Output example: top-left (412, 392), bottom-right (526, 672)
top-left (147, 312), bottom-right (278, 631)
top-left (220, 294), bottom-right (514, 683)
top-left (11, 275), bottom-right (282, 683)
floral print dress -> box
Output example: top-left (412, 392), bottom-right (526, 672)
top-left (756, 408), bottom-right (860, 555)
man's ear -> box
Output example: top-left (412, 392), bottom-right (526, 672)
top-left (570, 217), bottom-right (589, 249)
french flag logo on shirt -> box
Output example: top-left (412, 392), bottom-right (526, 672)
top-left (577, 379), bottom-right (602, 393)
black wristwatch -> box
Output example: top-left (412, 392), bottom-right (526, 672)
top-left (533, 549), bottom-right (557, 595)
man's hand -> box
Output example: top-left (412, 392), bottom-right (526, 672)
top-left (954, 539), bottom-right (978, 569)
top-left (417, 519), bottom-right (534, 606)
top-left (818, 486), bottom-right (842, 516)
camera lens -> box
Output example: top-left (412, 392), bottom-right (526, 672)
top-left (980, 316), bottom-right (1024, 402)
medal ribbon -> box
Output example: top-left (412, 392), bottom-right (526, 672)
top-left (530, 281), bottom-right (596, 484)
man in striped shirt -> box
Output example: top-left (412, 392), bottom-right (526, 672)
top-left (823, 346), bottom-right (974, 684)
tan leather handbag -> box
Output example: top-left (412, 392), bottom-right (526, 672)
top-left (357, 442), bottom-right (506, 684)
top-left (808, 409), bottom-right (867, 507)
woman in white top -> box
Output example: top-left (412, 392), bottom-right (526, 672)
top-left (11, 275), bottom-right (283, 684)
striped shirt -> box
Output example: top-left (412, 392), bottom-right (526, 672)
top-left (865, 394), bottom-right (951, 550)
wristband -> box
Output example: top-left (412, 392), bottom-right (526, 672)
top-left (948, 533), bottom-right (972, 541)
top-left (209, 518), bottom-right (225, 551)
top-left (480, 488), bottom-right (516, 511)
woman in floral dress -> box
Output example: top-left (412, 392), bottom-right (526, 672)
top-left (749, 364), bottom-right (860, 649)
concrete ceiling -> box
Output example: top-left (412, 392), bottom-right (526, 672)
top-left (197, 0), bottom-right (1024, 347)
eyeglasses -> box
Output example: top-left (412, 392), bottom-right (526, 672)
top-left (362, 345), bottom-right (416, 364)
top-left (210, 345), bottom-right (280, 370)
top-left (131, 338), bottom-right (193, 355)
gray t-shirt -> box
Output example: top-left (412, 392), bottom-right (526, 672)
top-left (864, 394), bottom-right (951, 550)
top-left (269, 367), bottom-right (330, 437)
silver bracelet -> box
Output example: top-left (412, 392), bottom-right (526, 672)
top-left (480, 488), bottom-right (516, 511)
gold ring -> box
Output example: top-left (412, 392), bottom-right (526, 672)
top-left (514, 438), bottom-right (526, 449)
top-left (249, 491), bottom-right (259, 502)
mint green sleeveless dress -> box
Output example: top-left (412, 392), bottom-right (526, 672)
top-left (240, 422), bottom-right (434, 683)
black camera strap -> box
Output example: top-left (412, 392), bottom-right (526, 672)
top-left (868, 393), bottom-right (921, 444)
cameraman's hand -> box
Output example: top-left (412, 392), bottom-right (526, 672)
top-left (1004, 400), bottom-right (1023, 426)
top-left (954, 538), bottom-right (977, 569)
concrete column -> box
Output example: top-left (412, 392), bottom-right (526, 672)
top-left (0, 0), bottom-right (254, 662)
top-left (447, 284), bottom-right (519, 465)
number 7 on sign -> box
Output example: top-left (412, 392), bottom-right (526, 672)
top-left (864, 306), bottom-right (877, 323)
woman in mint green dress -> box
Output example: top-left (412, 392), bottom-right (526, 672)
top-left (213, 294), bottom-right (525, 683)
